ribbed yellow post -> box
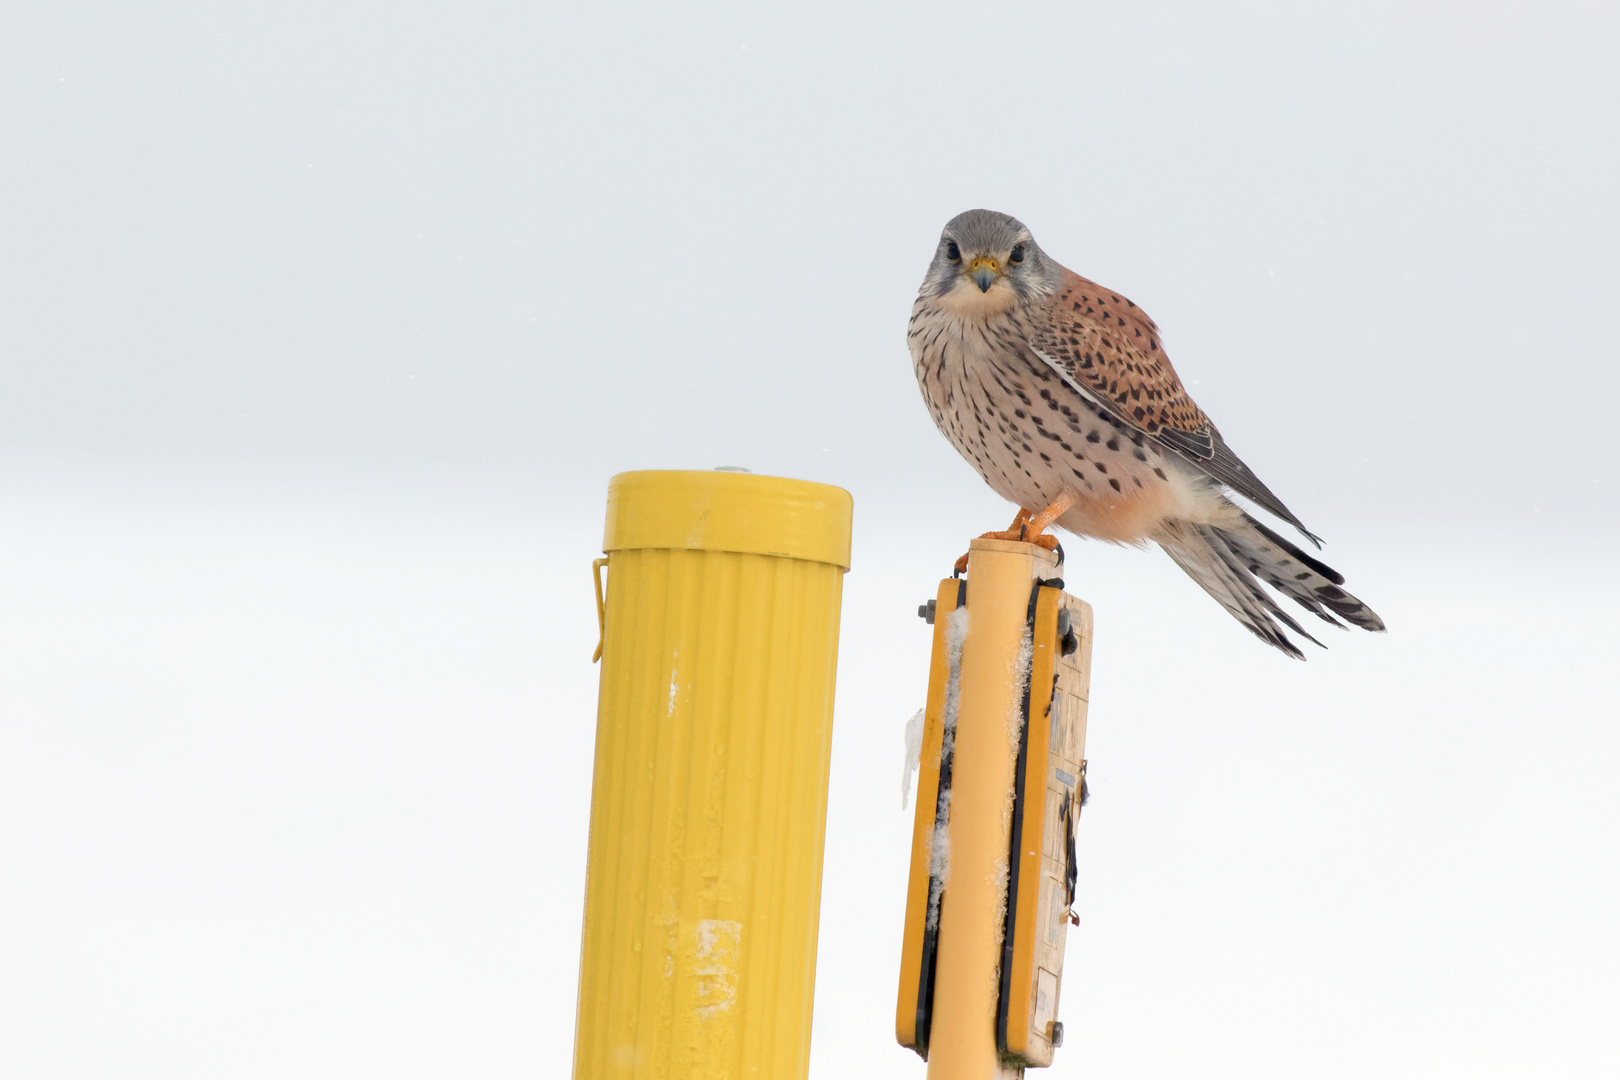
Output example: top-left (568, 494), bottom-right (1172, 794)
top-left (928, 538), bottom-right (1058, 1080)
top-left (572, 470), bottom-right (853, 1080)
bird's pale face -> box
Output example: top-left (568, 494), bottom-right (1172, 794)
top-left (921, 210), bottom-right (1060, 320)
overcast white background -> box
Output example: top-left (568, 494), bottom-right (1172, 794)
top-left (3, 1), bottom-right (1617, 1077)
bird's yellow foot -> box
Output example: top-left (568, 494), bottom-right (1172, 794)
top-left (953, 495), bottom-right (1075, 574)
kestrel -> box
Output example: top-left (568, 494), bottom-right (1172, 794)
top-left (909, 209), bottom-right (1384, 658)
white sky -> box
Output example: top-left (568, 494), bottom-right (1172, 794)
top-left (2, 1), bottom-right (1617, 1077)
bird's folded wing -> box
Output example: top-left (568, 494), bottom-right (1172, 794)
top-left (1027, 270), bottom-right (1213, 450)
top-left (1028, 269), bottom-right (1319, 544)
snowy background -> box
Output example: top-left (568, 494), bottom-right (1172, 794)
top-left (3, 1), bottom-right (1618, 1077)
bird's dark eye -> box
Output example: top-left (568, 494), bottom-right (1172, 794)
top-left (1009, 244), bottom-right (1025, 264)
top-left (945, 241), bottom-right (961, 262)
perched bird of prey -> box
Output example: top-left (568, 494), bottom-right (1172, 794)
top-left (909, 209), bottom-right (1384, 658)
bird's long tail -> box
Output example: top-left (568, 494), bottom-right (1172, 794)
top-left (1158, 512), bottom-right (1385, 659)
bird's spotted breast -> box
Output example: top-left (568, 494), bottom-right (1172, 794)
top-left (909, 296), bottom-right (1199, 544)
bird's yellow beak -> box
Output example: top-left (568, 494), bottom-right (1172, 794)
top-left (968, 256), bottom-right (1001, 293)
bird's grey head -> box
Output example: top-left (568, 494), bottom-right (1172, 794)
top-left (920, 209), bottom-right (1062, 315)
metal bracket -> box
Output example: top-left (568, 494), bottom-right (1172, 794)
top-left (592, 557), bottom-right (609, 662)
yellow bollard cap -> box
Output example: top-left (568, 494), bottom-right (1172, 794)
top-left (603, 470), bottom-right (853, 570)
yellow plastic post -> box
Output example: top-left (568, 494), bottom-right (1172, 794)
top-left (572, 470), bottom-right (853, 1080)
top-left (928, 538), bottom-right (1060, 1080)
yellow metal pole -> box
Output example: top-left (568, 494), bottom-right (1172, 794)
top-left (928, 538), bottom-right (1059, 1080)
top-left (572, 470), bottom-right (853, 1080)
